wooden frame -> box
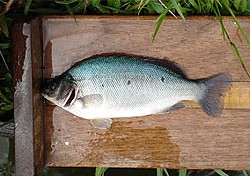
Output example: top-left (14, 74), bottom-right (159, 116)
top-left (13, 18), bottom-right (44, 176)
top-left (13, 16), bottom-right (250, 176)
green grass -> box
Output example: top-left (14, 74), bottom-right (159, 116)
top-left (0, 0), bottom-right (250, 176)
top-left (95, 167), bottom-right (108, 176)
top-left (178, 169), bottom-right (187, 176)
top-left (157, 168), bottom-right (164, 176)
top-left (215, 170), bottom-right (230, 176)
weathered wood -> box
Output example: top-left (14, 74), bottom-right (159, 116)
top-left (13, 21), bottom-right (35, 176)
top-left (13, 19), bottom-right (44, 176)
top-left (42, 16), bottom-right (250, 80)
top-left (45, 106), bottom-right (250, 170)
top-left (31, 17), bottom-right (44, 176)
top-left (40, 16), bottom-right (250, 170)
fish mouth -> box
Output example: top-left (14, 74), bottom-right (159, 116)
top-left (63, 88), bottom-right (78, 107)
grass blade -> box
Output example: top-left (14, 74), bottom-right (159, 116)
top-left (114, 0), bottom-right (121, 11)
top-left (0, 119), bottom-right (13, 128)
top-left (0, 90), bottom-right (12, 104)
top-left (0, 50), bottom-right (9, 72)
top-left (188, 0), bottom-right (200, 11)
top-left (92, 0), bottom-right (101, 7)
top-left (65, 4), bottom-right (77, 23)
top-left (149, 0), bottom-right (164, 13)
top-left (0, 43), bottom-right (11, 50)
top-left (1, 104), bottom-right (13, 111)
top-left (170, 0), bottom-right (186, 21)
top-left (24, 0), bottom-right (33, 15)
top-left (221, 0), bottom-right (250, 45)
top-left (96, 4), bottom-right (111, 14)
top-left (163, 169), bottom-right (170, 176)
top-left (152, 3), bottom-right (173, 43)
top-left (242, 170), bottom-right (249, 176)
top-left (158, 0), bottom-right (177, 18)
top-left (0, 12), bottom-right (9, 37)
top-left (138, 0), bottom-right (150, 15)
top-left (157, 168), bottom-right (163, 176)
top-left (179, 169), bottom-right (187, 176)
top-left (230, 41), bottom-right (250, 78)
top-left (28, 8), bottom-right (65, 14)
top-left (214, 170), bottom-right (229, 176)
top-left (55, 0), bottom-right (78, 5)
top-left (96, 5), bottom-right (123, 13)
top-left (95, 167), bottom-right (108, 176)
top-left (213, 2), bottom-right (250, 79)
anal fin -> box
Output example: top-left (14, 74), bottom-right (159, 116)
top-left (90, 118), bottom-right (112, 129)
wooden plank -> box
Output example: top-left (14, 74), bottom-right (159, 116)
top-left (41, 16), bottom-right (250, 170)
top-left (13, 21), bottom-right (35, 176)
top-left (13, 19), bottom-right (44, 176)
top-left (42, 16), bottom-right (250, 81)
top-left (31, 17), bottom-right (44, 176)
top-left (45, 107), bottom-right (250, 170)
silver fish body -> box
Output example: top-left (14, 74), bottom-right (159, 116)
top-left (42, 55), bottom-right (232, 129)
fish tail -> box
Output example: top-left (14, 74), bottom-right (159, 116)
top-left (197, 74), bottom-right (232, 116)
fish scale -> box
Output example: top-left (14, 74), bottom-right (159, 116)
top-left (68, 56), bottom-right (202, 117)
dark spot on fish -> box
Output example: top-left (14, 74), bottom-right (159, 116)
top-left (101, 84), bottom-right (104, 87)
top-left (127, 80), bottom-right (131, 85)
top-left (161, 77), bottom-right (165, 82)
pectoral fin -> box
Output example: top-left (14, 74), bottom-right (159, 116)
top-left (90, 118), bottom-right (112, 129)
top-left (79, 94), bottom-right (103, 108)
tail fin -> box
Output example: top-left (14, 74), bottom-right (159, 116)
top-left (197, 74), bottom-right (232, 116)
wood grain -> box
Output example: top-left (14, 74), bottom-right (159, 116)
top-left (31, 17), bottom-right (44, 176)
top-left (13, 21), bottom-right (35, 176)
top-left (42, 16), bottom-right (250, 80)
top-left (41, 16), bottom-right (250, 170)
top-left (45, 106), bottom-right (250, 170)
top-left (13, 19), bottom-right (44, 176)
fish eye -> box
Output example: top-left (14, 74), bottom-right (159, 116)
top-left (50, 83), bottom-right (56, 91)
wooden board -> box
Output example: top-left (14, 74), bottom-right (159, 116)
top-left (31, 18), bottom-right (44, 176)
top-left (40, 16), bottom-right (250, 170)
top-left (13, 19), bottom-right (44, 176)
top-left (13, 21), bottom-right (35, 176)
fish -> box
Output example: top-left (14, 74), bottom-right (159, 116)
top-left (41, 54), bottom-right (232, 129)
